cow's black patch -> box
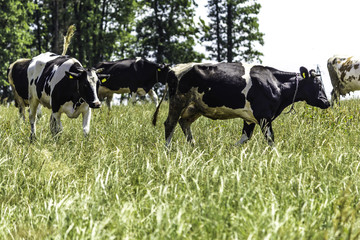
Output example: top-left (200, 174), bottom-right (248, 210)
top-left (179, 63), bottom-right (247, 109)
top-left (44, 82), bottom-right (51, 95)
top-left (10, 59), bottom-right (31, 100)
top-left (35, 56), bottom-right (69, 99)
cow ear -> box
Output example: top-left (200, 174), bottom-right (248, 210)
top-left (95, 68), bottom-right (104, 73)
top-left (97, 74), bottom-right (110, 83)
top-left (65, 71), bottom-right (80, 79)
top-left (309, 69), bottom-right (317, 78)
top-left (300, 67), bottom-right (309, 79)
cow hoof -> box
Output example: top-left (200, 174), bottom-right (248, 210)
top-left (235, 140), bottom-right (247, 146)
top-left (29, 134), bottom-right (36, 142)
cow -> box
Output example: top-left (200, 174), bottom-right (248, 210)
top-left (153, 62), bottom-right (330, 146)
top-left (94, 57), bottom-right (170, 109)
top-left (8, 52), bottom-right (109, 140)
top-left (327, 55), bottom-right (360, 105)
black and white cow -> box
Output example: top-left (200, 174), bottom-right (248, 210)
top-left (8, 52), bottom-right (108, 139)
top-left (153, 62), bottom-right (330, 146)
top-left (327, 55), bottom-right (360, 105)
top-left (94, 57), bottom-right (170, 109)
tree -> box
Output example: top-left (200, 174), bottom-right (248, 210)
top-left (136, 0), bottom-right (204, 64)
top-left (202, 0), bottom-right (264, 63)
top-left (0, 0), bottom-right (35, 87)
top-left (29, 0), bottom-right (139, 67)
top-left (68, 0), bottom-right (139, 67)
top-left (201, 0), bottom-right (226, 62)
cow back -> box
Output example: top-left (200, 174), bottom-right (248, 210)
top-left (177, 62), bottom-right (250, 109)
top-left (249, 66), bottom-right (282, 101)
top-left (28, 53), bottom-right (82, 101)
top-left (327, 56), bottom-right (360, 96)
top-left (8, 59), bottom-right (31, 100)
top-left (96, 58), bottom-right (161, 92)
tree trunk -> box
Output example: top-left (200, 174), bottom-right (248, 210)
top-left (74, 2), bottom-right (84, 63)
top-left (97, 0), bottom-right (107, 62)
top-left (52, 0), bottom-right (60, 54)
top-left (34, 0), bottom-right (42, 54)
top-left (215, 0), bottom-right (221, 62)
top-left (154, 0), bottom-right (164, 63)
top-left (226, 1), bottom-right (233, 62)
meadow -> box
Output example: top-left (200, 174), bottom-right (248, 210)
top-left (0, 99), bottom-right (360, 239)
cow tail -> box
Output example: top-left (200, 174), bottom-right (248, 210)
top-left (61, 24), bottom-right (76, 56)
top-left (152, 84), bottom-right (168, 126)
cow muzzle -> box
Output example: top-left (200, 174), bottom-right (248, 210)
top-left (89, 101), bottom-right (101, 109)
top-left (318, 97), bottom-right (330, 109)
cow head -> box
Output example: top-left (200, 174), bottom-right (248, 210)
top-left (300, 67), bottom-right (330, 109)
top-left (65, 68), bottom-right (109, 108)
top-left (156, 63), bottom-right (171, 84)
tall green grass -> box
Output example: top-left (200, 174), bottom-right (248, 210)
top-left (0, 100), bottom-right (360, 239)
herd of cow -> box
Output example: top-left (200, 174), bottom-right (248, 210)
top-left (6, 49), bottom-right (360, 146)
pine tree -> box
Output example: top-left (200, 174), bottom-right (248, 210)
top-left (201, 0), bottom-right (227, 62)
top-left (202, 0), bottom-right (264, 63)
top-left (136, 0), bottom-right (204, 64)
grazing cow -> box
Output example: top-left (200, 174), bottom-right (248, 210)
top-left (94, 57), bottom-right (170, 109)
top-left (8, 52), bottom-right (108, 139)
top-left (153, 62), bottom-right (330, 146)
top-left (327, 55), bottom-right (360, 105)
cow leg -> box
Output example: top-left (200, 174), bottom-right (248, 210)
top-left (106, 94), bottom-right (113, 110)
top-left (130, 92), bottom-right (137, 105)
top-left (82, 109), bottom-right (92, 136)
top-left (178, 105), bottom-right (201, 144)
top-left (330, 89), bottom-right (340, 107)
top-left (19, 105), bottom-right (26, 122)
top-left (148, 89), bottom-right (159, 106)
top-left (164, 99), bottom-right (185, 147)
top-left (36, 104), bottom-right (42, 119)
top-left (260, 119), bottom-right (274, 146)
top-left (29, 100), bottom-right (40, 140)
top-left (235, 121), bottom-right (256, 145)
top-left (14, 92), bottom-right (26, 121)
top-left (50, 112), bottom-right (63, 137)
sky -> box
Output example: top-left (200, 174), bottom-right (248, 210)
top-left (195, 0), bottom-right (360, 97)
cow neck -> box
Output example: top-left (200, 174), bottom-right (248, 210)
top-left (74, 79), bottom-right (85, 109)
top-left (284, 74), bottom-right (299, 114)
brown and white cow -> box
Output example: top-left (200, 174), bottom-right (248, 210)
top-left (327, 55), bottom-right (360, 105)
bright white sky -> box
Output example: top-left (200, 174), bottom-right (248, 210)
top-left (195, 0), bottom-right (360, 97)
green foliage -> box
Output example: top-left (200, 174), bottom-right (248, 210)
top-left (202, 0), bottom-right (264, 62)
top-left (1, 99), bottom-right (360, 238)
top-left (136, 0), bottom-right (205, 64)
top-left (0, 0), bottom-right (35, 86)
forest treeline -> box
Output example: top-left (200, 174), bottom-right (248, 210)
top-left (0, 0), bottom-right (264, 100)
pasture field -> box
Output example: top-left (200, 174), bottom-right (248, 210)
top-left (0, 99), bottom-right (360, 239)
